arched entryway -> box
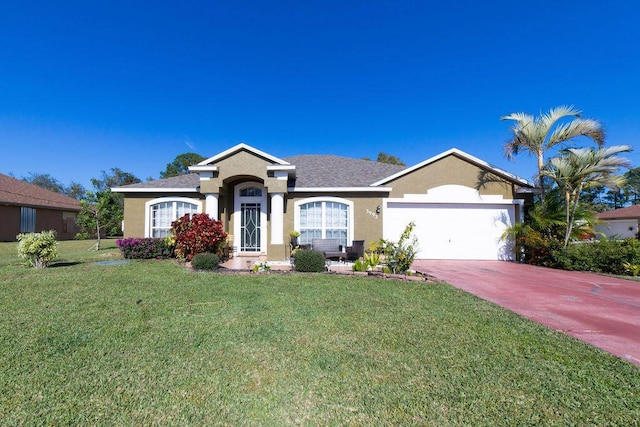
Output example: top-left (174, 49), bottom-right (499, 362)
top-left (233, 182), bottom-right (267, 254)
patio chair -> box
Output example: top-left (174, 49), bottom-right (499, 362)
top-left (345, 240), bottom-right (365, 261)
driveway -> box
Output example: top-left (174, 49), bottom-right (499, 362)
top-left (412, 260), bottom-right (640, 366)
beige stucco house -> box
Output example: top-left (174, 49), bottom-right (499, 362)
top-left (113, 143), bottom-right (534, 261)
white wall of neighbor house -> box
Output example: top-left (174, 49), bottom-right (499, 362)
top-left (596, 219), bottom-right (638, 239)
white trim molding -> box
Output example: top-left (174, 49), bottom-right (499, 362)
top-left (112, 187), bottom-right (199, 193)
top-left (289, 186), bottom-right (392, 193)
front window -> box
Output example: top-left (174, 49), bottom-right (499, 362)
top-left (150, 200), bottom-right (199, 237)
top-left (298, 200), bottom-right (350, 247)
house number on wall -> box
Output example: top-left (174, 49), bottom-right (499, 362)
top-left (366, 209), bottom-right (379, 219)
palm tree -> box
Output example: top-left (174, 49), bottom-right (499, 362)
top-left (542, 145), bottom-right (632, 247)
top-left (502, 105), bottom-right (605, 210)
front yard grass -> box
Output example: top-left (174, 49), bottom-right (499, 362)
top-left (1, 240), bottom-right (638, 425)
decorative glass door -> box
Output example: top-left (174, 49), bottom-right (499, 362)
top-left (241, 203), bottom-right (261, 252)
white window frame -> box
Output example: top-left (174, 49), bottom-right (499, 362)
top-left (144, 197), bottom-right (203, 238)
top-left (294, 197), bottom-right (354, 247)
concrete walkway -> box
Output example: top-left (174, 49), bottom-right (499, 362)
top-left (412, 260), bottom-right (640, 366)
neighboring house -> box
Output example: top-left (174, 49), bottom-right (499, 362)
top-left (596, 205), bottom-right (640, 239)
top-left (113, 143), bottom-right (534, 260)
top-left (0, 173), bottom-right (81, 241)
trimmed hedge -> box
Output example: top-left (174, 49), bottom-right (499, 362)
top-left (116, 237), bottom-right (175, 259)
top-left (191, 252), bottom-right (220, 270)
top-left (293, 249), bottom-right (326, 272)
top-left (527, 238), bottom-right (640, 275)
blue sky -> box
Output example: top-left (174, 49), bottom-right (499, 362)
top-left (1, 1), bottom-right (638, 189)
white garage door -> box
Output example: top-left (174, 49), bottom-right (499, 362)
top-left (384, 202), bottom-right (515, 260)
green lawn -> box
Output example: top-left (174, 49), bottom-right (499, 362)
top-left (1, 240), bottom-right (638, 425)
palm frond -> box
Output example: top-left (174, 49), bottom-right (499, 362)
top-left (547, 118), bottom-right (605, 148)
top-left (538, 105), bottom-right (582, 131)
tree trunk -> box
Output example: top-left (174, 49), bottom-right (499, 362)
top-left (563, 189), bottom-right (571, 247)
top-left (564, 185), bottom-right (584, 248)
top-left (95, 214), bottom-right (101, 251)
top-left (537, 151), bottom-right (546, 212)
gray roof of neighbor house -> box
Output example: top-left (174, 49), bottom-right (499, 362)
top-left (596, 205), bottom-right (640, 220)
top-left (0, 173), bottom-right (81, 211)
top-left (283, 155), bottom-right (406, 187)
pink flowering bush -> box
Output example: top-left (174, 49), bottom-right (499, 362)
top-left (116, 237), bottom-right (175, 259)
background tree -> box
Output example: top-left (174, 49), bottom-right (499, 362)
top-left (362, 152), bottom-right (406, 166)
top-left (376, 152), bottom-right (405, 166)
top-left (77, 191), bottom-right (120, 250)
top-left (22, 172), bottom-right (87, 200)
top-left (76, 168), bottom-right (141, 240)
top-left (64, 182), bottom-right (88, 200)
top-left (22, 173), bottom-right (65, 193)
top-left (160, 152), bottom-right (206, 178)
top-left (622, 167), bottom-right (640, 205)
top-left (602, 189), bottom-right (627, 210)
top-left (502, 105), bottom-right (605, 210)
top-left (91, 168), bottom-right (141, 191)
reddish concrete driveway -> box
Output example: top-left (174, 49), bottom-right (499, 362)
top-left (412, 260), bottom-right (640, 366)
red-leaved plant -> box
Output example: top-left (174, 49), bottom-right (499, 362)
top-left (170, 213), bottom-right (227, 261)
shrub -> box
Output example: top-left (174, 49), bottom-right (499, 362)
top-left (352, 257), bottom-right (366, 272)
top-left (364, 252), bottom-right (381, 270)
top-left (623, 261), bottom-right (640, 276)
top-left (171, 213), bottom-right (227, 261)
top-left (370, 222), bottom-right (418, 273)
top-left (525, 238), bottom-right (640, 275)
top-left (16, 230), bottom-right (59, 268)
top-left (293, 249), bottom-right (326, 272)
top-left (116, 237), bottom-right (175, 259)
top-left (522, 237), bottom-right (563, 268)
top-left (191, 252), bottom-right (220, 270)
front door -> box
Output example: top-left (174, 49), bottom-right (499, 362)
top-left (234, 182), bottom-right (267, 254)
top-left (241, 202), bottom-right (261, 252)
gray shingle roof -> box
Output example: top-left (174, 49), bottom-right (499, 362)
top-left (0, 173), bottom-right (81, 210)
top-left (115, 174), bottom-right (200, 189)
top-left (283, 155), bottom-right (406, 187)
top-left (115, 157), bottom-right (406, 190)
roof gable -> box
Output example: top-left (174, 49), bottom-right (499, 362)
top-left (196, 143), bottom-right (290, 167)
top-left (0, 173), bottom-right (81, 211)
top-left (371, 148), bottom-right (533, 188)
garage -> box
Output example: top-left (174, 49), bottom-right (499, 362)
top-left (383, 185), bottom-right (522, 260)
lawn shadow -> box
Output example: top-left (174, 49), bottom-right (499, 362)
top-left (50, 261), bottom-right (83, 268)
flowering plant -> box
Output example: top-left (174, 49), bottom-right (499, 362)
top-left (170, 213), bottom-right (227, 261)
top-left (116, 237), bottom-right (175, 259)
top-left (252, 261), bottom-right (271, 273)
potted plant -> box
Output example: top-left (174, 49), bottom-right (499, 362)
top-left (289, 230), bottom-right (300, 247)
